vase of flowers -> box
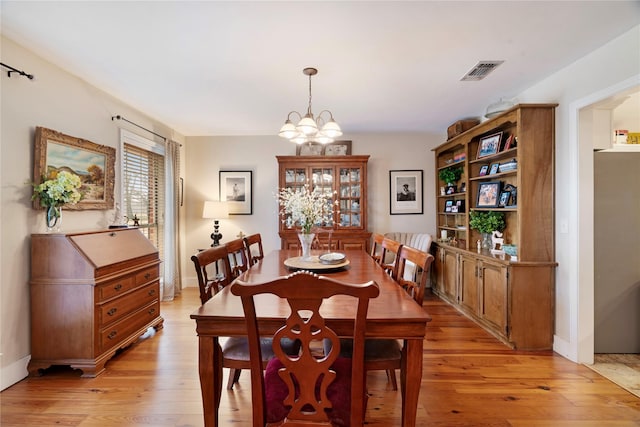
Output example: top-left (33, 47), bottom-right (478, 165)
top-left (277, 184), bottom-right (336, 261)
top-left (31, 171), bottom-right (83, 232)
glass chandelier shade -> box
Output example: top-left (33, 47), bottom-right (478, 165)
top-left (279, 68), bottom-right (342, 145)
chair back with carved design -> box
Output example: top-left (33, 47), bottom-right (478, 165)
top-left (225, 238), bottom-right (250, 279)
top-left (243, 233), bottom-right (265, 266)
top-left (396, 245), bottom-right (435, 306)
top-left (231, 271), bottom-right (379, 427)
top-left (369, 233), bottom-right (385, 263)
top-left (380, 237), bottom-right (403, 279)
top-left (190, 246), bottom-right (232, 305)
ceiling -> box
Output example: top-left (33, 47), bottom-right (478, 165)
top-left (1, 1), bottom-right (639, 137)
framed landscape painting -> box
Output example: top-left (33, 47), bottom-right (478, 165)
top-left (33, 126), bottom-right (115, 210)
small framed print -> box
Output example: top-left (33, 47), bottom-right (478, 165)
top-left (296, 143), bottom-right (323, 156)
top-left (477, 131), bottom-right (503, 158)
top-left (445, 185), bottom-right (457, 195)
top-left (460, 182), bottom-right (466, 193)
top-left (478, 165), bottom-right (489, 176)
top-left (451, 204), bottom-right (459, 213)
top-left (498, 191), bottom-right (511, 207)
top-left (390, 170), bottom-right (423, 215)
top-left (323, 140), bottom-right (352, 156)
top-left (489, 163), bottom-right (500, 175)
top-left (456, 199), bottom-right (466, 213)
top-left (444, 200), bottom-right (454, 212)
top-left (219, 170), bottom-right (252, 215)
top-left (476, 181), bottom-right (502, 208)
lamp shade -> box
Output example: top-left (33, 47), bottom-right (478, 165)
top-left (202, 200), bottom-right (229, 219)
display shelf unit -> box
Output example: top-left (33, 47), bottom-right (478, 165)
top-left (432, 104), bottom-right (557, 350)
top-left (277, 155), bottom-right (371, 251)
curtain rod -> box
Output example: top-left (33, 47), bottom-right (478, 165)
top-left (111, 115), bottom-right (168, 142)
top-left (1, 62), bottom-right (34, 79)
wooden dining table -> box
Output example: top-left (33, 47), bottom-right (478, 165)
top-left (190, 249), bottom-right (432, 427)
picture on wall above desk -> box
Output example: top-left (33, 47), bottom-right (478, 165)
top-left (33, 126), bottom-right (115, 210)
top-left (389, 169), bottom-right (423, 215)
top-left (219, 170), bottom-right (252, 215)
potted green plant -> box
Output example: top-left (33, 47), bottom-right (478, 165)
top-left (469, 210), bottom-right (506, 249)
top-left (438, 166), bottom-right (463, 185)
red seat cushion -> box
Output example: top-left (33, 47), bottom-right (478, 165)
top-left (265, 357), bottom-right (352, 427)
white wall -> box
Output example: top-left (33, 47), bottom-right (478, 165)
top-left (0, 36), bottom-right (185, 390)
top-left (182, 133), bottom-right (441, 285)
top-left (517, 25), bottom-right (640, 362)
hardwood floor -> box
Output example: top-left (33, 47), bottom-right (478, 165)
top-left (2, 287), bottom-right (639, 426)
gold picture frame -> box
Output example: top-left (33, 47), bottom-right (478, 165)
top-left (33, 126), bottom-right (115, 210)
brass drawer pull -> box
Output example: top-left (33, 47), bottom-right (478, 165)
top-left (144, 273), bottom-right (151, 279)
top-left (148, 308), bottom-right (156, 315)
top-left (114, 283), bottom-right (123, 291)
top-left (107, 331), bottom-right (117, 340)
top-left (148, 289), bottom-right (156, 296)
top-left (107, 308), bottom-right (117, 316)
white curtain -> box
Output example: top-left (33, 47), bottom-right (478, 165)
top-left (162, 139), bottom-right (182, 301)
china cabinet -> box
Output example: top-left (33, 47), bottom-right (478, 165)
top-left (277, 155), bottom-right (371, 251)
top-left (29, 228), bottom-right (163, 377)
top-left (432, 104), bottom-right (557, 350)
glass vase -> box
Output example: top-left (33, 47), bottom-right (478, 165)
top-left (298, 233), bottom-right (315, 261)
top-left (46, 205), bottom-right (62, 232)
top-left (481, 232), bottom-right (493, 250)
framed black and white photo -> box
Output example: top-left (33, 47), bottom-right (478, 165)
top-left (323, 140), bottom-right (352, 156)
top-left (477, 131), bottom-right (503, 158)
top-left (476, 181), bottom-right (501, 208)
top-left (390, 170), bottom-right (423, 215)
top-left (219, 170), bottom-right (252, 215)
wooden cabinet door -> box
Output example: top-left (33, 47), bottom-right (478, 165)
top-left (440, 248), bottom-right (458, 302)
top-left (459, 254), bottom-right (479, 315)
top-left (479, 261), bottom-right (508, 334)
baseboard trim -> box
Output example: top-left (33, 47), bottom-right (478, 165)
top-left (1, 354), bottom-right (29, 391)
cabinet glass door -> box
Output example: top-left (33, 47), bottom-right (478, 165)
top-left (337, 167), bottom-right (362, 228)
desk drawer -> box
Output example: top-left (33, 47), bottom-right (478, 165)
top-left (135, 266), bottom-right (159, 286)
top-left (98, 276), bottom-right (136, 301)
top-left (99, 300), bottom-right (160, 352)
top-left (98, 282), bottom-right (159, 326)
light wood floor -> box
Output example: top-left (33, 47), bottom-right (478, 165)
top-left (2, 287), bottom-right (639, 426)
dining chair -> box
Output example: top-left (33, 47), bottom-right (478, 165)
top-left (379, 237), bottom-right (403, 278)
top-left (231, 270), bottom-right (380, 427)
top-left (369, 233), bottom-right (385, 263)
top-left (311, 228), bottom-right (336, 253)
top-left (225, 237), bottom-right (250, 279)
top-left (395, 245), bottom-right (435, 306)
top-left (243, 233), bottom-right (265, 266)
top-left (191, 246), bottom-right (298, 391)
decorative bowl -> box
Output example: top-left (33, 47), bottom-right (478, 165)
top-left (319, 252), bottom-right (347, 265)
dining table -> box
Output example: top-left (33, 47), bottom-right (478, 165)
top-left (190, 249), bottom-right (432, 427)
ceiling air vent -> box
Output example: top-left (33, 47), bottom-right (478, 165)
top-left (461, 61), bottom-right (504, 81)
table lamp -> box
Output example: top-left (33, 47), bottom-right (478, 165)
top-left (202, 200), bottom-right (229, 247)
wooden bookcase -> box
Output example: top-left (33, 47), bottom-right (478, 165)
top-left (277, 155), bottom-right (371, 251)
top-left (432, 104), bottom-right (557, 350)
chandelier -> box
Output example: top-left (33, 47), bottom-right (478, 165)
top-left (278, 67), bottom-right (342, 144)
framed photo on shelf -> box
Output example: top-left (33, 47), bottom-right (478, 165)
top-left (389, 170), bottom-right (423, 215)
top-left (477, 131), bottom-right (503, 158)
top-left (219, 170), bottom-right (253, 215)
top-left (33, 126), bottom-right (115, 210)
top-left (444, 200), bottom-right (454, 213)
top-left (296, 143), bottom-right (323, 156)
top-left (478, 165), bottom-right (489, 176)
top-left (498, 191), bottom-right (511, 207)
top-left (456, 199), bottom-right (466, 213)
top-left (489, 163), bottom-right (500, 175)
top-left (502, 134), bottom-right (515, 151)
top-left (476, 181), bottom-right (502, 208)
top-left (323, 140), bottom-right (352, 156)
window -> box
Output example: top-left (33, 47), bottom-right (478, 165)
top-left (121, 130), bottom-right (165, 262)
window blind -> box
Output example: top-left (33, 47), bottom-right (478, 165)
top-left (123, 143), bottom-right (165, 258)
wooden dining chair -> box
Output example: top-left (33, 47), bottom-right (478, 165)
top-left (311, 228), bottom-right (336, 253)
top-left (243, 233), bottom-right (265, 266)
top-left (191, 246), bottom-right (298, 391)
top-left (231, 270), bottom-right (380, 427)
top-left (379, 237), bottom-right (403, 278)
top-left (395, 245), bottom-right (435, 306)
top-left (369, 233), bottom-right (385, 263)
top-left (225, 237), bottom-right (250, 279)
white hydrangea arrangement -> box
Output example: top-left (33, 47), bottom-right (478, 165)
top-left (32, 171), bottom-right (83, 208)
top-left (277, 184), bottom-right (336, 234)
